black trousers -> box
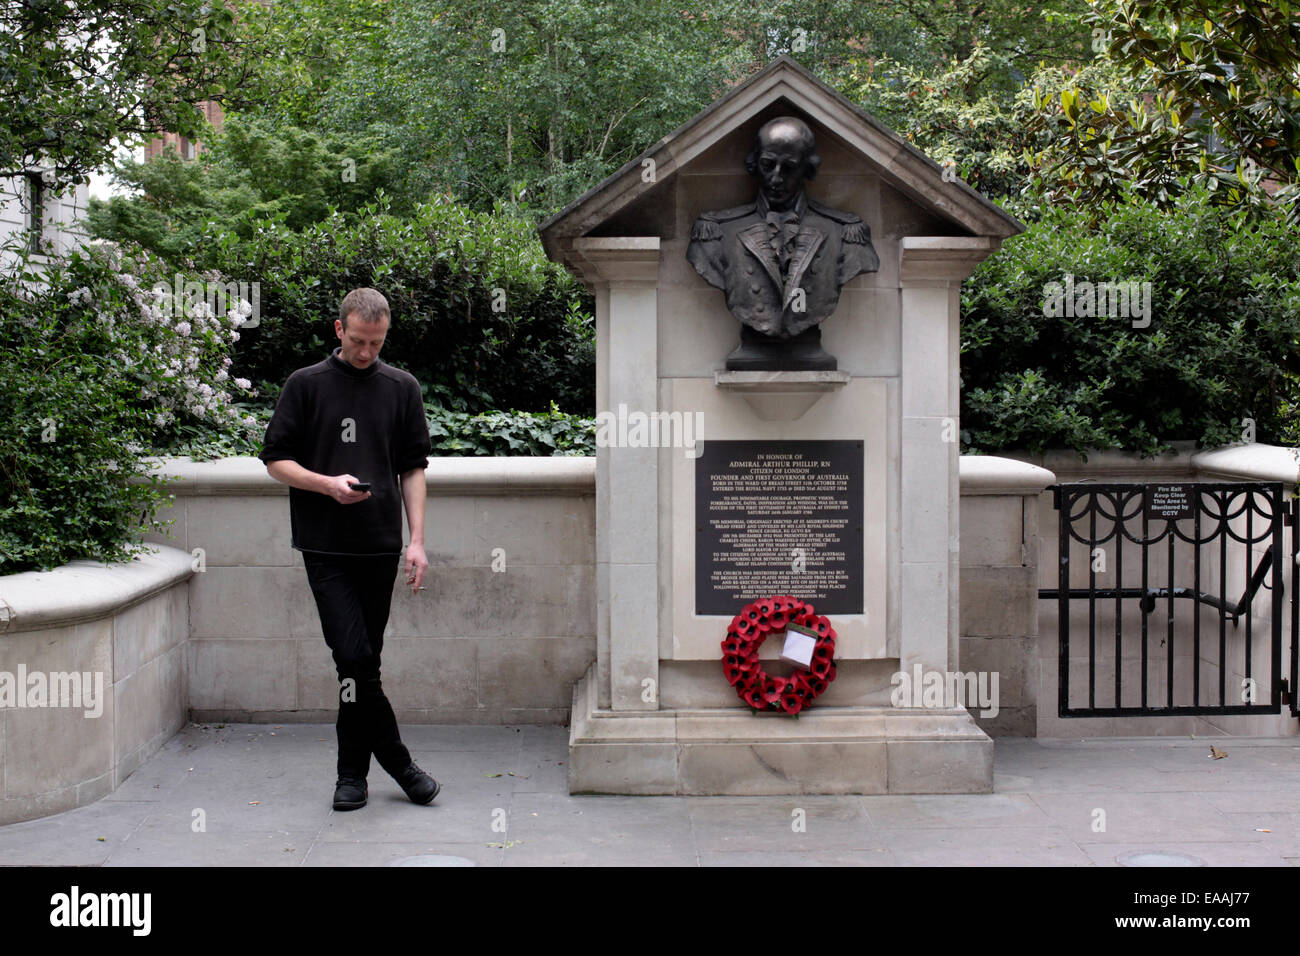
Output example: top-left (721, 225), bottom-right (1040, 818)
top-left (303, 552), bottom-right (412, 780)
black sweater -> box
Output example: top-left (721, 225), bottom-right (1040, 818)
top-left (259, 348), bottom-right (431, 556)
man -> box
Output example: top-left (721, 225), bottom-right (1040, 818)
top-left (259, 287), bottom-right (439, 810)
top-left (686, 116), bottom-right (880, 369)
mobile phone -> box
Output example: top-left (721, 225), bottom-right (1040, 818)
top-left (349, 482), bottom-right (371, 492)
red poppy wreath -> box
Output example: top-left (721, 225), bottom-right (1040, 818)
top-left (720, 595), bottom-right (837, 715)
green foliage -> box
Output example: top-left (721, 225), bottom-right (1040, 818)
top-left (850, 44), bottom-right (1047, 201)
top-left (85, 115), bottom-right (417, 261)
top-left (160, 397), bottom-right (594, 459)
top-left (204, 193), bottom-right (594, 413)
top-left (0, 240), bottom-right (260, 573)
top-left (1029, 0), bottom-right (1300, 220)
top-left (0, 0), bottom-right (279, 183)
top-left (426, 403), bottom-right (594, 456)
top-left (962, 186), bottom-right (1300, 456)
top-left (236, 0), bottom-right (1089, 215)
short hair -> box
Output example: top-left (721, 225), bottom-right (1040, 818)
top-left (745, 117), bottom-right (821, 181)
top-left (339, 288), bottom-right (390, 329)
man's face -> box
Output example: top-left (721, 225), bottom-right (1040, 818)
top-left (755, 128), bottom-right (811, 210)
top-left (335, 314), bottom-right (389, 368)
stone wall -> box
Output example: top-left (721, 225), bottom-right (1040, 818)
top-left (0, 548), bottom-right (191, 824)
top-left (958, 457), bottom-right (1054, 737)
top-left (148, 457), bottom-right (596, 726)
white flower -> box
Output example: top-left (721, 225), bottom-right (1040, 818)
top-left (221, 356), bottom-right (232, 367)
top-left (175, 321), bottom-right (192, 336)
top-left (197, 383), bottom-right (213, 399)
top-left (68, 286), bottom-right (92, 305)
top-left (234, 377), bottom-right (251, 390)
top-left (185, 354), bottom-right (199, 371)
top-left (215, 369), bottom-right (228, 382)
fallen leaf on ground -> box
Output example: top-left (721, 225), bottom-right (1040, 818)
top-left (1209, 746), bottom-right (1228, 759)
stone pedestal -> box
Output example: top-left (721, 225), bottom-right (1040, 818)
top-left (541, 56), bottom-right (1022, 794)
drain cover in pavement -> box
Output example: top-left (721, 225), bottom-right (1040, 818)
top-left (388, 855), bottom-right (476, 867)
top-left (1116, 850), bottom-right (1205, 867)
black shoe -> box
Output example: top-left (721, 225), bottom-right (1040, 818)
top-left (333, 776), bottom-right (368, 811)
top-left (394, 764), bottom-right (440, 805)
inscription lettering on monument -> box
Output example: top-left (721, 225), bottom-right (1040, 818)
top-left (696, 440), bottom-right (864, 615)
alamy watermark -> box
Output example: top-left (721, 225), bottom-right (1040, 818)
top-left (890, 664), bottom-right (999, 718)
top-left (594, 403), bottom-right (704, 458)
top-left (0, 665), bottom-right (105, 718)
top-left (1042, 273), bottom-right (1152, 328)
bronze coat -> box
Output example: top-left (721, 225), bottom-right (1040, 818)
top-left (687, 196), bottom-right (880, 339)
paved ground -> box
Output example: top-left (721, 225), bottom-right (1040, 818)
top-left (0, 724), bottom-right (1297, 866)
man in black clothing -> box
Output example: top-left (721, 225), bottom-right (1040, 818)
top-left (259, 287), bottom-right (439, 810)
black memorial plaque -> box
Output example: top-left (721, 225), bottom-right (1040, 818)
top-left (695, 440), bottom-right (864, 616)
top-left (1144, 483), bottom-right (1195, 520)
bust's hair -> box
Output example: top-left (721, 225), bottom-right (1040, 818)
top-left (745, 117), bottom-right (821, 181)
top-left (339, 287), bottom-right (390, 329)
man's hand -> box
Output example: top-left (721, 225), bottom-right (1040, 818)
top-left (323, 474), bottom-right (372, 505)
top-left (404, 542), bottom-right (428, 594)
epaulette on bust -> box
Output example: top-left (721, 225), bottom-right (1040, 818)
top-left (690, 202), bottom-right (755, 241)
top-left (843, 220), bottom-right (872, 245)
top-left (807, 199), bottom-right (872, 243)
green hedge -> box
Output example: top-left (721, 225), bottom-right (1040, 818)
top-left (170, 401), bottom-right (595, 461)
top-left (962, 188), bottom-right (1300, 456)
top-left (203, 193), bottom-right (594, 415)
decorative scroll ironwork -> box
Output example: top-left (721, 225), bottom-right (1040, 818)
top-left (1040, 483), bottom-right (1288, 718)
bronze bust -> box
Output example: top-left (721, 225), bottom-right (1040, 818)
top-left (687, 116), bottom-right (879, 370)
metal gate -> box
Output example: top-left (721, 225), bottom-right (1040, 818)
top-left (1041, 482), bottom-right (1296, 718)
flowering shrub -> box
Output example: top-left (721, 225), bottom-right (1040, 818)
top-left (0, 239), bottom-right (259, 573)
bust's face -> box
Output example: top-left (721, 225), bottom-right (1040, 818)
top-left (755, 125), bottom-right (811, 210)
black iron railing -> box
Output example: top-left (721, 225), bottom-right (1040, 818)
top-left (1040, 482), bottom-right (1286, 718)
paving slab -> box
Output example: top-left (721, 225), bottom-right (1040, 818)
top-left (0, 722), bottom-right (1295, 866)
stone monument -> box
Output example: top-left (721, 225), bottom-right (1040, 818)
top-left (540, 57), bottom-right (1023, 794)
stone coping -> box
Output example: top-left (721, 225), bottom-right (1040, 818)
top-left (0, 545), bottom-right (193, 634)
top-left (958, 456), bottom-right (1056, 496)
top-left (139, 455), bottom-right (598, 497)
top-left (1191, 444), bottom-right (1300, 485)
top-left (147, 453), bottom-right (1083, 500)
top-left (1004, 443), bottom-right (1299, 486)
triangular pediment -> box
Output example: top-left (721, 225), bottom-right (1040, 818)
top-left (540, 55), bottom-right (1023, 267)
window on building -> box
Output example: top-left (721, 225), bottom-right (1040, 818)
top-left (24, 172), bottom-right (47, 255)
